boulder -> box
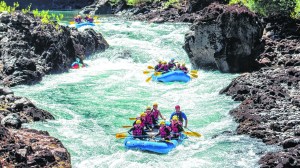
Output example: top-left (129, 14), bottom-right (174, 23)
top-left (183, 3), bottom-right (264, 73)
top-left (80, 0), bottom-right (112, 15)
top-left (1, 113), bottom-right (22, 129)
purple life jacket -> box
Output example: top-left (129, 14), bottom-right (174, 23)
top-left (133, 125), bottom-right (143, 136)
top-left (171, 122), bottom-right (182, 133)
top-left (159, 126), bottom-right (171, 138)
top-left (152, 109), bottom-right (159, 120)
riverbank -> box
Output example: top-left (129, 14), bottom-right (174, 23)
top-left (0, 10), bottom-right (109, 167)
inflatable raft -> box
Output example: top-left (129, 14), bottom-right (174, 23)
top-left (75, 22), bottom-right (95, 28)
top-left (124, 133), bottom-right (186, 154)
top-left (152, 71), bottom-right (191, 83)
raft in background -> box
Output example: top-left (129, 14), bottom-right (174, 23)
top-left (75, 22), bottom-right (95, 28)
top-left (152, 71), bottom-right (191, 83)
top-left (124, 133), bottom-right (187, 154)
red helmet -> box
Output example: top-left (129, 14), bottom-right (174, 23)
top-left (175, 105), bottom-right (180, 109)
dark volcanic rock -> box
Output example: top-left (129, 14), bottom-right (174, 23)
top-left (183, 3), bottom-right (264, 72)
top-left (220, 13), bottom-right (300, 167)
top-left (186, 0), bottom-right (226, 13)
top-left (0, 11), bottom-right (109, 87)
top-left (80, 0), bottom-right (112, 15)
top-left (5, 0), bottom-right (94, 10)
top-left (0, 125), bottom-right (71, 167)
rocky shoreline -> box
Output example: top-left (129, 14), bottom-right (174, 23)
top-left (0, 10), bottom-right (109, 167)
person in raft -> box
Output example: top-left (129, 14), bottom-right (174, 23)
top-left (154, 121), bottom-right (171, 141)
top-left (84, 15), bottom-right (94, 23)
top-left (174, 63), bottom-right (181, 71)
top-left (171, 116), bottom-right (184, 139)
top-left (128, 120), bottom-right (148, 139)
top-left (151, 103), bottom-right (166, 128)
top-left (168, 58), bottom-right (176, 70)
top-left (169, 105), bottom-right (188, 128)
top-left (74, 15), bottom-right (82, 23)
top-left (180, 63), bottom-right (189, 73)
top-left (145, 106), bottom-right (154, 131)
top-left (132, 112), bottom-right (146, 128)
top-left (155, 60), bottom-right (163, 72)
top-left (158, 61), bottom-right (169, 73)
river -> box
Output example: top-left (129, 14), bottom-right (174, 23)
top-left (13, 12), bottom-right (278, 168)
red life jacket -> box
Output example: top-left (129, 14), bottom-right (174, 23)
top-left (133, 125), bottom-right (143, 136)
top-left (159, 126), bottom-right (171, 138)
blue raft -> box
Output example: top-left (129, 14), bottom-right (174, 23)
top-left (75, 22), bottom-right (95, 28)
top-left (152, 71), bottom-right (191, 83)
top-left (124, 134), bottom-right (186, 154)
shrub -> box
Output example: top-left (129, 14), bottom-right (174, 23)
top-left (163, 0), bottom-right (179, 9)
top-left (229, 0), bottom-right (297, 18)
top-left (0, 1), bottom-right (19, 13)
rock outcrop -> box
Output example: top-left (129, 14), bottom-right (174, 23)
top-left (0, 11), bottom-right (109, 87)
top-left (0, 125), bottom-right (71, 167)
top-left (80, 0), bottom-right (112, 15)
top-left (183, 3), bottom-right (264, 72)
top-left (220, 15), bottom-right (300, 167)
top-left (5, 0), bottom-right (94, 10)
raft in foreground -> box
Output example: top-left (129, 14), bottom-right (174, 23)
top-left (124, 134), bottom-right (186, 154)
top-left (75, 22), bottom-right (95, 28)
top-left (152, 71), bottom-right (191, 83)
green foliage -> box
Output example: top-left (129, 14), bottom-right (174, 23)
top-left (32, 9), bottom-right (64, 25)
top-left (0, 1), bottom-right (19, 13)
top-left (291, 0), bottom-right (300, 19)
top-left (21, 3), bottom-right (31, 14)
top-left (229, 0), bottom-right (298, 18)
top-left (109, 0), bottom-right (120, 5)
top-left (163, 0), bottom-right (179, 9)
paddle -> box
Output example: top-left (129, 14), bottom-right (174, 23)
top-left (122, 125), bottom-right (133, 128)
top-left (190, 73), bottom-right (198, 78)
top-left (190, 70), bottom-right (198, 74)
top-left (143, 70), bottom-right (152, 74)
top-left (146, 76), bottom-right (152, 82)
top-left (185, 128), bottom-right (202, 137)
top-left (69, 21), bottom-right (75, 24)
top-left (148, 65), bottom-right (154, 69)
top-left (116, 133), bottom-right (150, 139)
top-left (154, 71), bottom-right (162, 76)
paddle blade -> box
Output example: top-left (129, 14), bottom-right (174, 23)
top-left (143, 70), bottom-right (151, 74)
top-left (147, 66), bottom-right (154, 69)
top-left (146, 76), bottom-right (152, 82)
top-left (116, 133), bottom-right (127, 139)
top-left (122, 126), bottom-right (132, 128)
top-left (184, 131), bottom-right (202, 137)
top-left (129, 118), bottom-right (136, 120)
top-left (191, 70), bottom-right (198, 74)
top-left (154, 72), bottom-right (162, 76)
top-left (94, 21), bottom-right (101, 24)
top-left (69, 21), bottom-right (75, 25)
top-left (190, 73), bottom-right (198, 78)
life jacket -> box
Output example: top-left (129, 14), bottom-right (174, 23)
top-left (164, 65), bottom-right (169, 71)
top-left (168, 62), bottom-right (175, 69)
top-left (145, 112), bottom-right (153, 125)
top-left (132, 125), bottom-right (143, 136)
top-left (159, 126), bottom-right (171, 138)
top-left (155, 64), bottom-right (162, 71)
top-left (151, 109), bottom-right (159, 120)
top-left (180, 66), bottom-right (188, 73)
top-left (171, 122), bottom-right (182, 133)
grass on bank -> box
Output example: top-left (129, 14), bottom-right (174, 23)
top-left (229, 0), bottom-right (300, 19)
top-left (0, 1), bottom-right (63, 26)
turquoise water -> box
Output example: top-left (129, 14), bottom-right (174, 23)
top-left (14, 15), bottom-right (279, 168)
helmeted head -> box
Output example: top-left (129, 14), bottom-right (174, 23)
top-left (163, 61), bottom-right (167, 64)
top-left (136, 120), bottom-right (142, 124)
top-left (153, 102), bottom-right (158, 109)
top-left (175, 105), bottom-right (180, 112)
top-left (77, 15), bottom-right (81, 18)
top-left (146, 106), bottom-right (151, 110)
top-left (172, 115), bottom-right (178, 121)
top-left (158, 60), bottom-right (162, 64)
top-left (177, 63), bottom-right (180, 66)
top-left (140, 112), bottom-right (146, 117)
top-left (171, 58), bottom-right (175, 62)
top-left (76, 58), bottom-right (80, 63)
top-left (160, 121), bottom-right (165, 126)
top-left (182, 63), bottom-right (186, 67)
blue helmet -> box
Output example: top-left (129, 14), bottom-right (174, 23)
top-left (171, 58), bottom-right (175, 62)
top-left (76, 58), bottom-right (80, 62)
